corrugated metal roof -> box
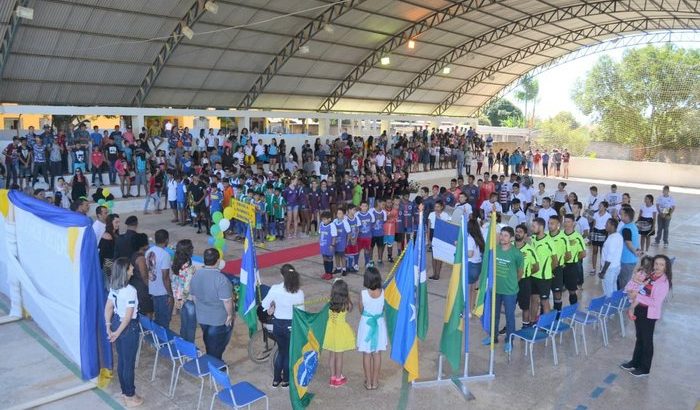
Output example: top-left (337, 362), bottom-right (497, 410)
top-left (0, 0), bottom-right (695, 116)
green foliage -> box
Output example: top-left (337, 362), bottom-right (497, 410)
top-left (536, 111), bottom-right (591, 155)
top-left (515, 74), bottom-right (540, 127)
top-left (477, 115), bottom-right (492, 126)
top-left (572, 44), bottom-right (700, 149)
top-left (484, 98), bottom-right (524, 127)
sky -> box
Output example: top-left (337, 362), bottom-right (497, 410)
top-left (502, 38), bottom-right (700, 124)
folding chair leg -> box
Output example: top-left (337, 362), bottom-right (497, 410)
top-left (169, 364), bottom-right (178, 398)
top-left (551, 337), bottom-right (558, 366)
top-left (581, 326), bottom-right (589, 356)
top-left (618, 312), bottom-right (626, 338)
top-left (572, 328), bottom-right (579, 355)
top-left (170, 365), bottom-right (182, 397)
top-left (528, 343), bottom-right (535, 376)
top-left (265, 396), bottom-right (269, 410)
top-left (196, 378), bottom-right (204, 410)
top-left (600, 319), bottom-right (609, 346)
top-left (151, 351), bottom-right (159, 381)
top-left (136, 334), bottom-right (143, 368)
top-left (210, 392), bottom-right (216, 410)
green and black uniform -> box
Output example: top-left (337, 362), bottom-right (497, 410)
top-left (531, 234), bottom-right (554, 300)
top-left (516, 242), bottom-right (537, 310)
top-left (548, 231), bottom-right (567, 293)
top-left (563, 229), bottom-right (586, 293)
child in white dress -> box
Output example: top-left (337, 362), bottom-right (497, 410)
top-left (357, 267), bottom-right (387, 390)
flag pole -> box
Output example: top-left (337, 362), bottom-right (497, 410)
top-left (462, 214), bottom-right (469, 378)
top-left (488, 211), bottom-right (497, 376)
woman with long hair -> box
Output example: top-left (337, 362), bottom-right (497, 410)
top-left (269, 138), bottom-right (279, 170)
top-left (261, 264), bottom-right (304, 387)
top-left (105, 257), bottom-right (144, 407)
top-left (171, 239), bottom-right (197, 342)
top-left (467, 215), bottom-right (486, 312)
top-left (638, 194), bottom-right (657, 252)
top-left (129, 233), bottom-right (154, 316)
top-left (99, 213), bottom-right (120, 282)
top-left (620, 254), bottom-right (672, 377)
top-left (70, 168), bottom-right (88, 202)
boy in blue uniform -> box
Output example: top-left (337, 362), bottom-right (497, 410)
top-left (345, 205), bottom-right (360, 273)
top-left (333, 207), bottom-right (351, 276)
top-left (176, 174), bottom-right (187, 225)
top-left (319, 211), bottom-right (337, 280)
top-left (371, 199), bottom-right (387, 264)
top-left (356, 201), bottom-right (376, 268)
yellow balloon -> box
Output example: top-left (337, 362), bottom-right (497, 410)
top-left (218, 249), bottom-right (224, 259)
top-left (223, 207), bottom-right (235, 220)
top-left (215, 231), bottom-right (224, 239)
top-left (102, 188), bottom-right (110, 198)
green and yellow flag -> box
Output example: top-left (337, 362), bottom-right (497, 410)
top-left (289, 304), bottom-right (330, 410)
top-left (439, 221), bottom-right (465, 373)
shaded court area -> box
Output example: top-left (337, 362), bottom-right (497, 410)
top-left (1, 171), bottom-right (699, 410)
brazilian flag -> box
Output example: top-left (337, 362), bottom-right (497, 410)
top-left (289, 304), bottom-right (330, 409)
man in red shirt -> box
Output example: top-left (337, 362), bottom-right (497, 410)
top-left (478, 173), bottom-right (496, 210)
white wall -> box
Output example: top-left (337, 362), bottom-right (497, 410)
top-left (568, 157), bottom-right (700, 189)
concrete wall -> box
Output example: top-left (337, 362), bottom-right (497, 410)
top-left (568, 156), bottom-right (699, 188)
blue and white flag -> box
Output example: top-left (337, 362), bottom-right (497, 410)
top-left (238, 225), bottom-right (259, 336)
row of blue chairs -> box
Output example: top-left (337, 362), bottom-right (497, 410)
top-left (508, 290), bottom-right (630, 376)
top-left (136, 315), bottom-right (268, 410)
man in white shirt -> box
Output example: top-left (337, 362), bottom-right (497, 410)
top-left (454, 192), bottom-right (473, 221)
top-left (206, 128), bottom-right (217, 152)
top-left (505, 198), bottom-right (527, 225)
top-left (428, 201), bottom-right (451, 280)
top-left (599, 218), bottom-right (623, 297)
top-left (146, 229), bottom-right (173, 328)
top-left (537, 197), bottom-right (558, 230)
top-left (480, 192), bottom-right (502, 219)
top-left (655, 185), bottom-right (676, 248)
top-left (375, 151), bottom-right (386, 168)
top-left (92, 205), bottom-right (108, 243)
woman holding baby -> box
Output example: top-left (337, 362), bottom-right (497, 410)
top-left (619, 254), bottom-right (672, 377)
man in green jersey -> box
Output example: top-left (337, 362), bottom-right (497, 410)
top-left (563, 214), bottom-right (587, 305)
top-left (548, 215), bottom-right (568, 312)
top-left (515, 224), bottom-right (539, 328)
top-left (530, 217), bottom-right (557, 315)
top-left (483, 226), bottom-right (523, 353)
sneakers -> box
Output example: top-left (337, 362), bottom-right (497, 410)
top-left (333, 268), bottom-right (341, 275)
top-left (341, 269), bottom-right (348, 277)
top-left (663, 243), bottom-right (668, 249)
top-left (482, 336), bottom-right (498, 346)
top-left (272, 380), bottom-right (281, 388)
top-left (280, 381), bottom-right (290, 388)
top-left (504, 342), bottom-right (512, 354)
top-left (619, 361), bottom-right (635, 371)
top-left (388, 257), bottom-right (395, 263)
top-left (321, 273), bottom-right (334, 280)
top-left (123, 394), bottom-right (144, 408)
top-left (629, 369), bottom-right (649, 377)
top-left (330, 375), bottom-right (347, 387)
top-left (353, 264), bottom-right (360, 271)
top-left (498, 326), bottom-right (507, 335)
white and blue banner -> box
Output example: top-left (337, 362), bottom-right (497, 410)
top-left (432, 218), bottom-right (460, 264)
top-left (0, 190), bottom-right (111, 380)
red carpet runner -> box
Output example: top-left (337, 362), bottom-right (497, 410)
top-left (222, 242), bottom-right (319, 276)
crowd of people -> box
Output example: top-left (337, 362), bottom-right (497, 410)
top-left (1, 121), bottom-right (676, 405)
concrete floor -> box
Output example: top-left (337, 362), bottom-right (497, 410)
top-left (1, 169), bottom-right (699, 410)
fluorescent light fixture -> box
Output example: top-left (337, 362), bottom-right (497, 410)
top-left (442, 66), bottom-right (451, 74)
top-left (380, 56), bottom-right (390, 65)
top-left (207, 107), bottom-right (216, 111)
top-left (408, 39), bottom-right (416, 49)
top-left (228, 108), bottom-right (237, 111)
top-left (324, 24), bottom-right (334, 33)
top-left (488, 74), bottom-right (495, 81)
top-left (299, 45), bottom-right (310, 54)
top-left (15, 6), bottom-right (34, 20)
top-left (204, 1), bottom-right (219, 14)
top-left (181, 25), bottom-right (194, 40)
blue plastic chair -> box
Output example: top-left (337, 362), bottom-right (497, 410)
top-left (550, 303), bottom-right (579, 356)
top-left (508, 310), bottom-right (559, 376)
top-left (573, 296), bottom-right (608, 355)
top-left (136, 315), bottom-right (154, 368)
top-left (172, 337), bottom-right (228, 410)
top-left (151, 324), bottom-right (181, 391)
top-left (208, 362), bottom-right (268, 410)
top-left (603, 290), bottom-right (628, 339)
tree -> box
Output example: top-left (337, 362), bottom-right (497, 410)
top-left (572, 44), bottom-right (700, 151)
top-left (483, 98), bottom-right (524, 127)
top-left (515, 74), bottom-right (539, 128)
top-left (536, 111), bottom-right (591, 155)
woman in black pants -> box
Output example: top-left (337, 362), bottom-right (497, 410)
top-left (261, 264), bottom-right (305, 387)
top-left (620, 254), bottom-right (672, 377)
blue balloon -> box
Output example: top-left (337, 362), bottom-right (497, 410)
top-left (208, 236), bottom-right (215, 245)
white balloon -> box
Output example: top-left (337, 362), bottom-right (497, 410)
top-left (219, 219), bottom-right (231, 231)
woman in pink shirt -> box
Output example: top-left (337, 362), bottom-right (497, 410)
top-left (620, 254), bottom-right (672, 377)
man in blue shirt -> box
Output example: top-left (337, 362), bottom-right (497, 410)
top-left (31, 136), bottom-right (49, 185)
top-left (617, 206), bottom-right (640, 290)
top-left (90, 125), bottom-right (103, 147)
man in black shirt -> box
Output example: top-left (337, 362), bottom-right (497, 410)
top-left (105, 138), bottom-right (119, 185)
top-left (114, 216), bottom-right (139, 259)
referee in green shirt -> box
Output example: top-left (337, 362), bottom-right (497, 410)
top-left (548, 215), bottom-right (568, 312)
top-left (530, 217), bottom-right (557, 316)
top-left (563, 214), bottom-right (587, 305)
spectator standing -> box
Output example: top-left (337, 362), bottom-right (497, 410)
top-left (189, 248), bottom-right (234, 360)
top-left (146, 229), bottom-right (173, 328)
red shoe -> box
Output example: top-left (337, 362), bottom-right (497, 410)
top-left (329, 376), bottom-right (339, 387)
top-left (336, 375), bottom-right (347, 386)
top-left (321, 273), bottom-right (334, 280)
